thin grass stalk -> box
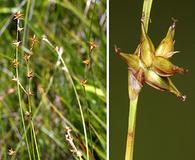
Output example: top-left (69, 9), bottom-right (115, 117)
top-left (59, 56), bottom-right (89, 160)
top-left (82, 85), bottom-right (94, 156)
top-left (82, 1), bottom-right (98, 157)
top-left (14, 38), bottom-right (90, 159)
top-left (142, 0), bottom-right (153, 32)
top-left (23, 2), bottom-right (35, 159)
top-left (31, 122), bottom-right (40, 159)
top-left (0, 0), bottom-right (28, 37)
top-left (11, 63), bottom-right (57, 160)
top-left (41, 38), bottom-right (89, 159)
top-left (87, 0), bottom-right (97, 96)
top-left (15, 17), bottom-right (32, 160)
top-left (23, 0), bottom-right (30, 46)
top-left (125, 93), bottom-right (138, 160)
top-left (22, 1), bottom-right (40, 159)
top-left (125, 0), bottom-right (153, 160)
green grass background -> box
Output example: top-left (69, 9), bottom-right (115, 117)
top-left (0, 0), bottom-right (106, 159)
top-left (110, 0), bottom-right (195, 160)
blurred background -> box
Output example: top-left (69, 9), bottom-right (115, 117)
top-left (0, 0), bottom-right (106, 159)
top-left (110, 0), bottom-right (195, 159)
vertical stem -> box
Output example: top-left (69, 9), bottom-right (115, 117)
top-left (125, 96), bottom-right (138, 160)
top-left (42, 39), bottom-right (89, 160)
top-left (125, 70), bottom-right (140, 160)
top-left (142, 0), bottom-right (153, 32)
top-left (23, 2), bottom-right (36, 158)
top-left (60, 57), bottom-right (89, 160)
top-left (125, 0), bottom-right (153, 159)
top-left (16, 19), bottom-right (32, 160)
top-left (23, 0), bottom-right (41, 159)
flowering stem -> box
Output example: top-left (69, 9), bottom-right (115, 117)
top-left (59, 56), bottom-right (89, 160)
top-left (23, 0), bottom-right (41, 159)
top-left (142, 0), bottom-right (153, 32)
top-left (125, 0), bottom-right (153, 160)
top-left (15, 19), bottom-right (32, 160)
top-left (125, 95), bottom-right (138, 160)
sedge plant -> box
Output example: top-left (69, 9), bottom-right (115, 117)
top-left (115, 0), bottom-right (187, 160)
top-left (0, 0), bottom-right (106, 159)
top-left (12, 10), bottom-right (40, 159)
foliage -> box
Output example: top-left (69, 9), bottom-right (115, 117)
top-left (0, 0), bottom-right (106, 159)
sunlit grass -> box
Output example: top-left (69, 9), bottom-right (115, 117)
top-left (0, 0), bottom-right (106, 159)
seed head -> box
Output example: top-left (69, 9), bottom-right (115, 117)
top-left (27, 70), bottom-right (33, 79)
top-left (12, 41), bottom-right (21, 48)
top-left (82, 59), bottom-right (90, 65)
top-left (11, 59), bottom-right (19, 68)
top-left (8, 148), bottom-right (16, 156)
top-left (31, 35), bottom-right (39, 44)
top-left (23, 53), bottom-right (31, 63)
top-left (80, 79), bottom-right (87, 86)
top-left (116, 19), bottom-right (187, 101)
top-left (64, 126), bottom-right (83, 159)
top-left (14, 11), bottom-right (23, 20)
top-left (18, 27), bottom-right (24, 32)
top-left (88, 41), bottom-right (97, 52)
top-left (30, 35), bottom-right (39, 50)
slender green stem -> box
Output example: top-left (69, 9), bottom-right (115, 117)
top-left (23, 1), bottom-right (41, 159)
top-left (142, 0), bottom-right (153, 32)
top-left (42, 39), bottom-right (89, 160)
top-left (23, 0), bottom-right (31, 47)
top-left (82, 1), bottom-right (98, 156)
top-left (11, 63), bottom-right (57, 160)
top-left (26, 15), bottom-right (37, 160)
top-left (125, 96), bottom-right (138, 160)
top-left (31, 122), bottom-right (40, 160)
top-left (22, 1), bottom-right (39, 160)
top-left (60, 57), bottom-right (89, 160)
top-left (16, 19), bottom-right (32, 160)
top-left (125, 0), bottom-right (153, 159)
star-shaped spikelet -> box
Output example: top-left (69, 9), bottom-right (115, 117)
top-left (12, 41), bottom-right (21, 48)
top-left (8, 148), bottom-right (16, 156)
top-left (11, 59), bottom-right (19, 68)
top-left (80, 79), bottom-right (87, 86)
top-left (82, 59), bottom-right (90, 65)
top-left (27, 70), bottom-right (33, 79)
top-left (14, 11), bottom-right (23, 20)
top-left (88, 41), bottom-right (97, 52)
top-left (31, 35), bottom-right (38, 43)
top-left (116, 19), bottom-right (187, 101)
